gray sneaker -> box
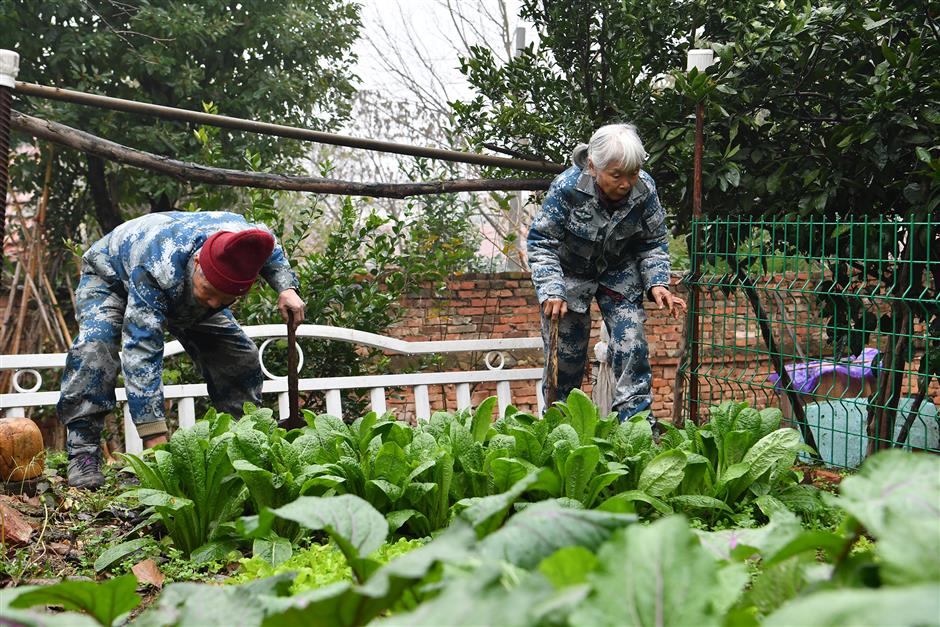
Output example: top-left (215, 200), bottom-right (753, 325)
top-left (67, 452), bottom-right (106, 490)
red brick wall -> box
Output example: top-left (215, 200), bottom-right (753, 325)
top-left (384, 272), bottom-right (697, 420)
top-left (385, 272), bottom-right (545, 418)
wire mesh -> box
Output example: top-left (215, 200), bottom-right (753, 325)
top-left (680, 213), bottom-right (940, 468)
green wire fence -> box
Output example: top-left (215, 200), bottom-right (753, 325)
top-left (680, 212), bottom-right (940, 468)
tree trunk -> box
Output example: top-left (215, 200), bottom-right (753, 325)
top-left (865, 220), bottom-right (926, 455)
top-left (894, 352), bottom-right (929, 448)
top-left (719, 246), bottom-right (820, 454)
top-left (86, 155), bottom-right (122, 233)
top-left (737, 273), bottom-right (820, 456)
top-left (149, 191), bottom-right (174, 213)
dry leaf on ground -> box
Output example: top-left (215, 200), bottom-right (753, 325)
top-left (0, 500), bottom-right (34, 545)
top-left (132, 559), bottom-right (165, 589)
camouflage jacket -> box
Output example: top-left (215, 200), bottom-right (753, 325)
top-left (526, 152), bottom-right (671, 313)
top-left (82, 211), bottom-right (298, 424)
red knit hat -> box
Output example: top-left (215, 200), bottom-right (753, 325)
top-left (199, 229), bottom-right (275, 296)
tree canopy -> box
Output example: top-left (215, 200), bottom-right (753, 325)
top-left (4, 0), bottom-right (361, 233)
top-left (453, 0), bottom-right (939, 222)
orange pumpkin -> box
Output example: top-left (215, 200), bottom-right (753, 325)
top-left (0, 417), bottom-right (45, 481)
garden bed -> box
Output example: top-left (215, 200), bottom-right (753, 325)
top-left (1, 393), bottom-right (937, 626)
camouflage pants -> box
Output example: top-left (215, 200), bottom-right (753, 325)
top-left (541, 290), bottom-right (652, 423)
top-left (58, 272), bottom-right (263, 455)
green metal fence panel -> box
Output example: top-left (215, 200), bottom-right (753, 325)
top-left (680, 213), bottom-right (940, 469)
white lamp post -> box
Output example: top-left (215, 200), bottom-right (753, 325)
top-left (685, 47), bottom-right (715, 426)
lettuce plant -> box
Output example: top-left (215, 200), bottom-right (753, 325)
top-left (230, 537), bottom-right (424, 594)
top-left (227, 406), bottom-right (350, 543)
top-left (483, 391), bottom-right (630, 508)
top-left (121, 410), bottom-right (246, 558)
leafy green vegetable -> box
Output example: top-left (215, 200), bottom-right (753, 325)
top-left (121, 410), bottom-right (246, 557)
top-left (538, 546), bottom-right (599, 588)
top-left (9, 575), bottom-right (140, 627)
top-left (134, 573), bottom-right (295, 627)
top-left (763, 584), bottom-right (940, 627)
top-left (479, 500), bottom-right (636, 568)
top-left (93, 538), bottom-right (155, 573)
top-left (833, 449), bottom-right (940, 585)
top-left (570, 517), bottom-right (743, 627)
top-left (266, 494), bottom-right (389, 581)
top-left (232, 538), bottom-right (423, 595)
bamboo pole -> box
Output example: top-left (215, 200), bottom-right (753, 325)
top-left (9, 145), bottom-right (53, 356)
top-left (63, 271), bottom-right (77, 316)
top-left (0, 258), bottom-right (21, 348)
top-left (23, 272), bottom-right (60, 350)
top-left (0, 52), bottom-right (16, 245)
top-left (40, 267), bottom-right (73, 347)
top-left (8, 228), bottom-right (36, 357)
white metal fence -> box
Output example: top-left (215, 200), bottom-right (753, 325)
top-left (0, 324), bottom-right (545, 453)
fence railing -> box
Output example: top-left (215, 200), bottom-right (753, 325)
top-left (680, 214), bottom-right (940, 468)
top-left (0, 324), bottom-right (545, 454)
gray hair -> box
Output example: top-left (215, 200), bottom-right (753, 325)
top-left (587, 123), bottom-right (647, 171)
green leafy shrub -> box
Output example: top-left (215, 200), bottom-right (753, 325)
top-left (6, 575), bottom-right (140, 627)
top-left (227, 405), bottom-right (342, 543)
top-left (598, 400), bottom-right (821, 523)
top-left (280, 401), bottom-right (497, 536)
top-left (120, 390), bottom-right (823, 565)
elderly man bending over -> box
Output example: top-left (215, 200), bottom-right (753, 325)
top-left (58, 211), bottom-right (305, 489)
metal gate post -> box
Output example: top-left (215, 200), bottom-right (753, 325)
top-left (685, 49), bottom-right (715, 426)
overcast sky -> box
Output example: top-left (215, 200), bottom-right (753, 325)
top-left (351, 0), bottom-right (530, 101)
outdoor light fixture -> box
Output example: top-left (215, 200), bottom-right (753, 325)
top-left (0, 49), bottom-right (18, 88)
top-left (686, 48), bottom-right (715, 73)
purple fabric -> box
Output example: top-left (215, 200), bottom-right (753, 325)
top-left (768, 348), bottom-right (880, 394)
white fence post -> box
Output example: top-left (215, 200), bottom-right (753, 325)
top-left (414, 384), bottom-right (431, 421)
top-left (178, 397), bottom-right (196, 429)
top-left (124, 404), bottom-right (143, 454)
top-left (277, 392), bottom-right (290, 423)
top-left (497, 380), bottom-right (512, 418)
top-left (325, 389), bottom-right (342, 419)
top-left (456, 383), bottom-right (472, 411)
top-left (370, 387), bottom-right (387, 415)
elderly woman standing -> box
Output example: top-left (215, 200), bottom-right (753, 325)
top-left (527, 123), bottom-right (686, 426)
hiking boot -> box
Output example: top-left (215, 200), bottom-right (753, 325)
top-left (67, 452), bottom-right (106, 490)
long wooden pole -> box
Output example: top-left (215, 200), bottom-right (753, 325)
top-left (8, 163), bottom-right (49, 356)
top-left (40, 268), bottom-right (74, 348)
top-left (0, 51), bottom-right (15, 246)
top-left (0, 259), bottom-right (21, 348)
top-left (14, 81), bottom-right (565, 174)
top-left (12, 112), bottom-right (553, 200)
top-left (544, 317), bottom-right (560, 408)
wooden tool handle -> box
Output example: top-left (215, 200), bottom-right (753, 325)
top-left (544, 316), bottom-right (560, 408)
top-left (286, 310), bottom-right (301, 429)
